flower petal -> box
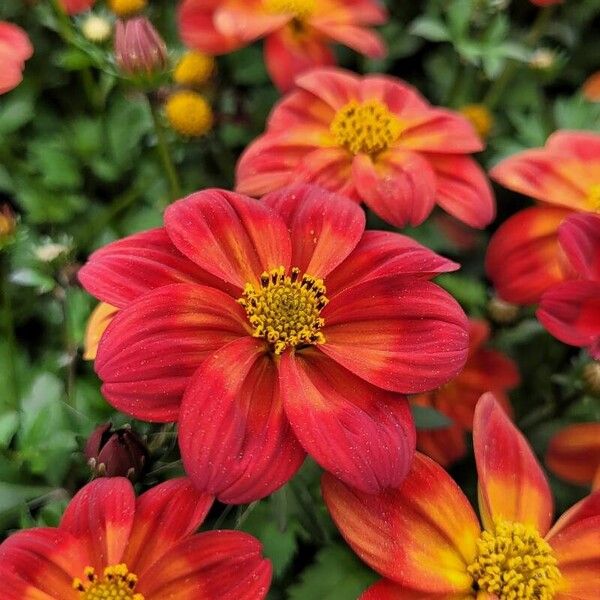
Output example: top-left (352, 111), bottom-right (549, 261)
top-left (295, 67), bottom-right (361, 110)
top-left (361, 580), bottom-right (474, 600)
top-left (416, 425), bottom-right (467, 468)
top-left (473, 393), bottom-right (553, 534)
top-left (263, 184), bottom-right (365, 278)
top-left (59, 478), bottom-right (135, 570)
top-left (179, 337), bottom-right (306, 504)
top-left (83, 302), bottom-right (118, 361)
top-left (164, 189), bottom-right (291, 289)
top-left (214, 3), bottom-right (289, 43)
top-left (296, 146), bottom-right (358, 199)
top-left (138, 531), bottom-right (271, 600)
top-left (321, 276), bottom-right (469, 394)
top-left (548, 490), bottom-right (600, 538)
top-left (280, 349), bottom-right (415, 493)
top-left (267, 88), bottom-right (336, 131)
top-left (311, 21), bottom-right (386, 58)
top-left (545, 129), bottom-right (600, 161)
top-left (95, 284), bottom-right (247, 422)
top-left (321, 453), bottom-right (479, 593)
top-left (558, 212), bottom-right (600, 281)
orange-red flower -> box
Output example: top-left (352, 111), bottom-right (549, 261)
top-left (0, 22), bottom-right (33, 95)
top-left (486, 130), bottom-right (600, 305)
top-left (0, 477), bottom-right (271, 600)
top-left (79, 185), bottom-right (469, 503)
top-left (237, 68), bottom-right (494, 229)
top-left (547, 422), bottom-right (600, 490)
top-left (583, 71), bottom-right (600, 102)
top-left (177, 0), bottom-right (387, 91)
top-left (323, 393), bottom-right (600, 599)
top-left (412, 319), bottom-right (519, 466)
top-left (59, 0), bottom-right (96, 15)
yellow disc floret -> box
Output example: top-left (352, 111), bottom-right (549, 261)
top-left (264, 0), bottom-right (315, 18)
top-left (460, 103), bottom-right (493, 139)
top-left (467, 519), bottom-right (561, 599)
top-left (331, 99), bottom-right (402, 156)
top-left (239, 266), bottom-right (328, 355)
top-left (174, 51), bottom-right (215, 87)
top-left (587, 183), bottom-right (600, 211)
top-left (73, 564), bottom-right (144, 600)
top-left (165, 91), bottom-right (214, 137)
top-left (107, 0), bottom-right (147, 18)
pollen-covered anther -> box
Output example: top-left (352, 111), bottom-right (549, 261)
top-left (587, 183), bottom-right (600, 211)
top-left (72, 563), bottom-right (144, 600)
top-left (239, 266), bottom-right (328, 354)
top-left (467, 518), bottom-right (561, 599)
top-left (331, 99), bottom-right (402, 156)
top-left (264, 0), bottom-right (315, 18)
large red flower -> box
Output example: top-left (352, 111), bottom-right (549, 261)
top-left (177, 0), bottom-right (387, 91)
top-left (486, 130), bottom-right (600, 305)
top-left (79, 185), bottom-right (469, 503)
top-left (236, 68), bottom-right (494, 229)
top-left (0, 477), bottom-right (271, 599)
top-left (0, 21), bottom-right (33, 95)
top-left (323, 393), bottom-right (600, 599)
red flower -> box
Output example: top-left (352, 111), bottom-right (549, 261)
top-left (177, 0), bottom-right (387, 91)
top-left (537, 212), bottom-right (600, 358)
top-left (412, 319), bottom-right (519, 466)
top-left (530, 0), bottom-right (563, 5)
top-left (59, 0), bottom-right (96, 15)
top-left (0, 477), bottom-right (271, 599)
top-left (486, 130), bottom-right (600, 305)
top-left (0, 21), bottom-right (33, 95)
top-left (236, 68), bottom-right (494, 229)
top-left (323, 393), bottom-right (600, 598)
top-left (79, 185), bottom-right (469, 502)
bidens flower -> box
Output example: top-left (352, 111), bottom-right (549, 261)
top-left (178, 0), bottom-right (387, 91)
top-left (236, 68), bottom-right (495, 229)
top-left (0, 477), bottom-right (271, 599)
top-left (165, 91), bottom-right (214, 137)
top-left (79, 185), bottom-right (469, 503)
top-left (0, 21), bottom-right (33, 95)
top-left (323, 393), bottom-right (600, 599)
top-left (174, 51), bottom-right (215, 87)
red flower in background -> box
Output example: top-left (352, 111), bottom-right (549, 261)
top-left (537, 212), bottom-right (600, 358)
top-left (323, 394), bottom-right (600, 599)
top-left (530, 0), bottom-right (563, 5)
top-left (0, 22), bottom-right (33, 95)
top-left (59, 0), bottom-right (96, 15)
top-left (412, 319), bottom-right (519, 466)
top-left (486, 130), bottom-right (600, 305)
top-left (178, 0), bottom-right (387, 91)
top-left (0, 478), bottom-right (271, 600)
top-left (79, 185), bottom-right (469, 503)
top-left (237, 68), bottom-right (494, 229)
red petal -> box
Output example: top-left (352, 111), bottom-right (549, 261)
top-left (359, 75), bottom-right (429, 114)
top-left (361, 580), bottom-right (471, 599)
top-left (179, 337), bottom-right (305, 504)
top-left (0, 22), bottom-right (33, 63)
top-left (473, 393), bottom-right (553, 535)
top-left (311, 21), bottom-right (386, 58)
top-left (558, 212), bottom-right (600, 280)
top-left (263, 184), bottom-right (365, 277)
top-left (95, 284), bottom-right (247, 422)
top-left (138, 531), bottom-right (271, 600)
top-left (296, 147), bottom-right (357, 200)
top-left (266, 88), bottom-right (335, 130)
top-left (295, 67), bottom-right (361, 110)
top-left (546, 129), bottom-right (600, 161)
top-left (321, 276), bottom-right (469, 393)
top-left (165, 189), bottom-right (291, 289)
top-left (280, 349), bottom-right (415, 493)
top-left (416, 425), bottom-right (467, 468)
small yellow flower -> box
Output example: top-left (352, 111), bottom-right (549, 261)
top-left (174, 51), bottom-right (215, 87)
top-left (81, 15), bottom-right (112, 43)
top-left (460, 103), bottom-right (493, 139)
top-left (107, 0), bottom-right (147, 18)
top-left (165, 91), bottom-right (214, 137)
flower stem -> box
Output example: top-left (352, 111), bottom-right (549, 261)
top-left (1, 255), bottom-right (20, 410)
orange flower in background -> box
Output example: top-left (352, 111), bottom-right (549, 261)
top-left (178, 0), bottom-right (387, 91)
top-left (413, 319), bottom-right (520, 466)
top-left (583, 71), bottom-right (600, 102)
top-left (0, 21), bottom-right (33, 95)
top-left (547, 422), bottom-right (600, 490)
top-left (237, 67), bottom-right (495, 229)
top-left (323, 393), bottom-right (600, 599)
top-left (486, 130), bottom-right (600, 305)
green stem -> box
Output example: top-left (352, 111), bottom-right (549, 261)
top-left (1, 256), bottom-right (20, 410)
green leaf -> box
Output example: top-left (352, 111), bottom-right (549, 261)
top-left (0, 89), bottom-right (35, 134)
top-left (0, 482), bottom-right (53, 517)
top-left (0, 411), bottom-right (19, 449)
top-left (411, 404), bottom-right (453, 430)
top-left (409, 17), bottom-right (450, 42)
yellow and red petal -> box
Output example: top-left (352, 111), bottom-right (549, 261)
top-left (267, 88), bottom-right (336, 131)
top-left (317, 0), bottom-right (388, 25)
top-left (473, 393), bottom-right (553, 534)
top-left (263, 184), bottom-right (365, 278)
top-left (311, 21), bottom-right (386, 58)
top-left (214, 2), bottom-right (289, 44)
top-left (295, 67), bottom-right (361, 110)
top-left (123, 478), bottom-right (214, 577)
top-left (558, 212), bottom-right (600, 281)
top-left (361, 579), bottom-right (474, 600)
top-left (545, 129), bottom-right (600, 162)
top-left (59, 477), bottom-right (135, 570)
top-left (95, 284), bottom-right (247, 422)
top-left (138, 531), bottom-right (271, 600)
top-left (352, 151), bottom-right (437, 227)
top-left (164, 189), bottom-right (291, 289)
top-left (321, 454), bottom-right (479, 593)
top-left (359, 75), bottom-right (429, 115)
top-left (549, 490), bottom-right (600, 538)
top-left (427, 154), bottom-right (495, 229)
top-left (321, 276), bottom-right (468, 393)
top-left (179, 337), bottom-right (305, 504)
top-left (83, 302), bottom-right (118, 361)
top-left (485, 205), bottom-right (574, 305)
top-left (279, 348), bottom-right (415, 493)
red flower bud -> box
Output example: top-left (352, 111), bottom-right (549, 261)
top-left (85, 422), bottom-right (148, 480)
top-left (114, 16), bottom-right (167, 77)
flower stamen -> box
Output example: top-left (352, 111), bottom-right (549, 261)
top-left (72, 564), bottom-right (144, 600)
top-left (264, 0), bottom-right (315, 18)
top-left (587, 183), bottom-right (600, 211)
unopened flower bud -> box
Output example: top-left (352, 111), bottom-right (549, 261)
top-left (81, 14), bottom-right (112, 43)
top-left (114, 17), bottom-right (167, 77)
top-left (85, 422), bottom-right (148, 480)
top-left (487, 296), bottom-right (520, 324)
top-left (583, 361), bottom-right (600, 396)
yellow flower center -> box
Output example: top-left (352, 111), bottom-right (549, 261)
top-left (107, 0), bottom-right (147, 18)
top-left (72, 564), bottom-right (144, 600)
top-left (264, 0), bottom-right (315, 18)
top-left (238, 266), bottom-right (328, 355)
top-left (587, 183), bottom-right (600, 211)
top-left (174, 51), bottom-right (215, 87)
top-left (467, 519), bottom-right (561, 599)
top-left (330, 100), bottom-right (402, 156)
